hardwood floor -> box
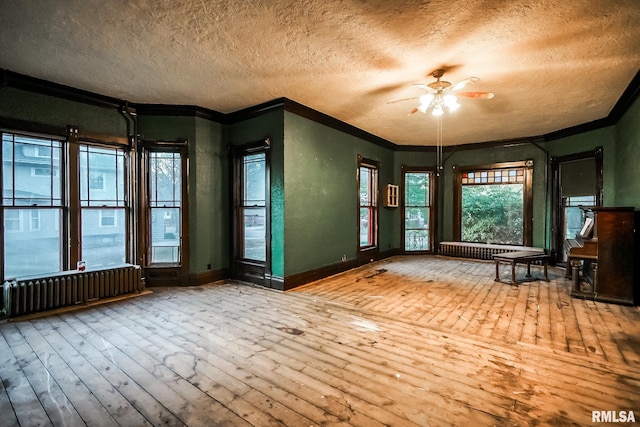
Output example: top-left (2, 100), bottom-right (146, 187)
top-left (292, 256), bottom-right (640, 368)
top-left (1, 255), bottom-right (639, 426)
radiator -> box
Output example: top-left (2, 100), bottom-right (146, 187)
top-left (2, 264), bottom-right (144, 318)
top-left (439, 241), bottom-right (544, 261)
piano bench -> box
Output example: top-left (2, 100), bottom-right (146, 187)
top-left (493, 251), bottom-right (550, 285)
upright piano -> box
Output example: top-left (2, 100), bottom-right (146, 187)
top-left (565, 207), bottom-right (637, 305)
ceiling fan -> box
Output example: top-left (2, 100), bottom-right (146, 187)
top-left (389, 69), bottom-right (494, 116)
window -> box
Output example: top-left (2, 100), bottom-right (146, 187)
top-left (30, 210), bottom-right (40, 231)
top-left (2, 133), bottom-right (63, 278)
top-left (4, 209), bottom-right (23, 232)
top-left (99, 209), bottom-right (117, 227)
top-left (454, 161), bottom-right (533, 246)
top-left (2, 130), bottom-right (133, 279)
top-left (79, 145), bottom-right (127, 268)
top-left (240, 152), bottom-right (267, 261)
top-left (358, 157), bottom-right (379, 249)
top-left (89, 172), bottom-right (106, 190)
top-left (31, 166), bottom-right (58, 177)
top-left (148, 151), bottom-right (183, 264)
top-left (231, 141), bottom-right (269, 286)
top-left (403, 169), bottom-right (434, 251)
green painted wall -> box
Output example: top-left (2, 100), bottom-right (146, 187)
top-left (283, 112), bottom-right (394, 276)
top-left (227, 110), bottom-right (285, 278)
top-left (196, 117), bottom-right (229, 271)
top-left (614, 96), bottom-right (640, 208)
top-left (0, 87), bottom-right (126, 136)
top-left (2, 78), bottom-right (637, 283)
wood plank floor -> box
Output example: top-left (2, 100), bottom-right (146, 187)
top-left (292, 255), bottom-right (640, 368)
top-left (0, 255), bottom-right (639, 426)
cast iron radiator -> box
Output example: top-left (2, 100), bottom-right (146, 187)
top-left (439, 241), bottom-right (544, 261)
top-left (2, 264), bottom-right (144, 318)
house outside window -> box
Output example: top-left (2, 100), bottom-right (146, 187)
top-left (148, 150), bottom-right (183, 264)
top-left (2, 133), bottom-right (63, 278)
top-left (79, 145), bottom-right (127, 268)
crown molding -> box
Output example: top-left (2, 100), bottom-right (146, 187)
top-left (133, 103), bottom-right (225, 122)
top-left (1, 69), bottom-right (123, 110)
top-left (3, 67), bottom-right (639, 150)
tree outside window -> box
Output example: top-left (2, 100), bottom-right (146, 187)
top-left (455, 162), bottom-right (533, 246)
top-left (403, 170), bottom-right (433, 251)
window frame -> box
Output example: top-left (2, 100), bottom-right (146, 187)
top-left (141, 140), bottom-right (189, 270)
top-left (230, 139), bottom-right (271, 287)
top-left (453, 160), bottom-right (533, 246)
top-left (401, 166), bottom-right (436, 253)
top-left (2, 131), bottom-right (65, 279)
top-left (238, 151), bottom-right (268, 262)
top-left (77, 141), bottom-right (129, 268)
top-left (1, 128), bottom-right (132, 280)
top-left (357, 155), bottom-right (379, 261)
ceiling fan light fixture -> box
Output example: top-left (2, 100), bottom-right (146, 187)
top-left (419, 93), bottom-right (434, 107)
top-left (444, 94), bottom-right (460, 112)
top-left (389, 70), bottom-right (491, 117)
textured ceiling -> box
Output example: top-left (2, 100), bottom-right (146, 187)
top-left (1, 0), bottom-right (639, 146)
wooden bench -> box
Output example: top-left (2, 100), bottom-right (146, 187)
top-left (493, 250), bottom-right (550, 285)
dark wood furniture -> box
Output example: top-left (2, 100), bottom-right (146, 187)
top-left (566, 207), bottom-right (637, 305)
top-left (493, 251), bottom-right (550, 285)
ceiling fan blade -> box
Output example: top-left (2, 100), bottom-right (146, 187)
top-left (412, 83), bottom-right (434, 91)
top-left (387, 96), bottom-right (420, 104)
top-left (455, 91), bottom-right (494, 99)
top-left (451, 77), bottom-right (480, 91)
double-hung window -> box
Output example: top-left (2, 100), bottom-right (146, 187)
top-left (79, 145), bottom-right (127, 268)
top-left (403, 168), bottom-right (435, 252)
top-left (358, 157), bottom-right (379, 249)
top-left (1, 130), bottom-right (131, 280)
top-left (148, 151), bottom-right (183, 264)
top-left (239, 152), bottom-right (267, 261)
top-left (2, 133), bottom-right (63, 278)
